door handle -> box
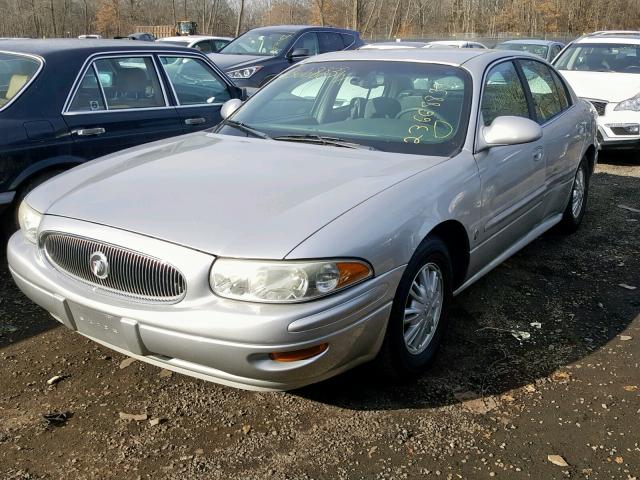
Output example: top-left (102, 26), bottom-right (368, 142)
top-left (184, 117), bottom-right (206, 125)
top-left (533, 146), bottom-right (544, 162)
top-left (73, 127), bottom-right (105, 136)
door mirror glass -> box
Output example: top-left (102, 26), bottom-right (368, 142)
top-left (221, 98), bottom-right (243, 119)
top-left (482, 115), bottom-right (542, 147)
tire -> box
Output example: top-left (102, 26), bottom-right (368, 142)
top-left (3, 169), bottom-right (64, 237)
top-left (377, 236), bottom-right (453, 379)
top-left (556, 159), bottom-right (589, 234)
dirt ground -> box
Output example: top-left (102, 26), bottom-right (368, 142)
top-left (0, 153), bottom-right (638, 480)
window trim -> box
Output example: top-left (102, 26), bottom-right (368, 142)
top-left (64, 53), bottom-right (169, 115)
top-left (158, 54), bottom-right (231, 108)
top-left (0, 50), bottom-right (45, 113)
top-left (62, 49), bottom-right (234, 115)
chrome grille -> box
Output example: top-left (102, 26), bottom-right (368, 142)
top-left (588, 100), bottom-right (607, 116)
top-left (41, 232), bottom-right (186, 303)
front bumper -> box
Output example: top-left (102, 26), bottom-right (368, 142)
top-left (594, 102), bottom-right (640, 149)
top-left (7, 217), bottom-right (401, 391)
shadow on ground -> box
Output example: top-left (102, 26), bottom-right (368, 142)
top-left (296, 168), bottom-right (640, 410)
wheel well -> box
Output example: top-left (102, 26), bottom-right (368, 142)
top-left (15, 164), bottom-right (75, 195)
top-left (584, 144), bottom-right (597, 176)
top-left (429, 220), bottom-right (470, 290)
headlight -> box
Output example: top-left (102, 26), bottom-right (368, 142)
top-left (614, 94), bottom-right (640, 111)
top-left (210, 258), bottom-right (373, 303)
top-left (18, 201), bottom-right (42, 244)
top-left (227, 65), bottom-right (262, 79)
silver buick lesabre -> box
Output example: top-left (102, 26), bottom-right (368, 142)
top-left (8, 49), bottom-right (597, 391)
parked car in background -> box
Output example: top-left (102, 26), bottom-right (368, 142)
top-left (0, 39), bottom-right (242, 234)
top-left (494, 39), bottom-right (564, 62)
top-left (8, 48), bottom-right (597, 391)
top-left (554, 31), bottom-right (640, 149)
top-left (360, 41), bottom-right (429, 50)
top-left (208, 25), bottom-right (363, 88)
top-left (126, 32), bottom-right (156, 41)
top-left (78, 35), bottom-right (103, 40)
top-left (429, 40), bottom-right (487, 49)
top-left (157, 35), bottom-right (232, 53)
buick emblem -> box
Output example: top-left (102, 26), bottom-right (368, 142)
top-left (90, 251), bottom-right (110, 280)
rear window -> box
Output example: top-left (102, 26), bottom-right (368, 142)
top-left (0, 53), bottom-right (41, 110)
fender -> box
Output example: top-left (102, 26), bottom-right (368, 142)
top-left (9, 155), bottom-right (86, 191)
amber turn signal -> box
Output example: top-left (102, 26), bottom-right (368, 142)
top-left (269, 343), bottom-right (329, 362)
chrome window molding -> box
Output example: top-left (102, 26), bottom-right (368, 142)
top-left (64, 53), bottom-right (169, 114)
top-left (0, 50), bottom-right (45, 113)
top-left (158, 54), bottom-right (229, 108)
top-left (61, 49), bottom-right (233, 115)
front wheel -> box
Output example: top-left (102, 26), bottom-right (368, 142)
top-left (556, 159), bottom-right (589, 233)
top-left (377, 236), bottom-right (453, 378)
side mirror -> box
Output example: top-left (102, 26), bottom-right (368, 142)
top-left (221, 98), bottom-right (243, 120)
top-left (479, 116), bottom-right (542, 151)
top-left (288, 48), bottom-right (310, 60)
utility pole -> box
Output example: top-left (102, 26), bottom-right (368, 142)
top-left (235, 0), bottom-right (244, 37)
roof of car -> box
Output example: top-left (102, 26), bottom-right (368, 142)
top-left (158, 35), bottom-right (232, 42)
top-left (499, 39), bottom-right (562, 45)
top-left (574, 32), bottom-right (640, 45)
top-left (0, 38), bottom-right (201, 56)
top-left (301, 47), bottom-right (514, 66)
top-left (244, 25), bottom-right (357, 34)
top-left (360, 41), bottom-right (428, 49)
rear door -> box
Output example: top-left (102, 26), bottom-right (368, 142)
top-left (474, 60), bottom-right (546, 258)
top-left (158, 55), bottom-right (233, 132)
top-left (517, 58), bottom-right (582, 216)
top-left (63, 55), bottom-right (183, 160)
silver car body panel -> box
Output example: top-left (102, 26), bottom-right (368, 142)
top-left (8, 49), bottom-right (598, 390)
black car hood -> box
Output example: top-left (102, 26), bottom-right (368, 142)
top-left (208, 53), bottom-right (275, 70)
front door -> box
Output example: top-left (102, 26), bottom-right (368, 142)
top-left (474, 60), bottom-right (546, 259)
top-left (63, 55), bottom-right (183, 160)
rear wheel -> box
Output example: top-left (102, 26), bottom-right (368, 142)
top-left (377, 236), bottom-right (452, 378)
top-left (556, 159), bottom-right (589, 234)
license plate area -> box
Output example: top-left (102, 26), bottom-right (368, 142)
top-left (68, 302), bottom-right (128, 349)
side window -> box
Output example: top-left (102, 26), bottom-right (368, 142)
top-left (292, 33), bottom-right (319, 56)
top-left (68, 66), bottom-right (106, 112)
top-left (550, 68), bottom-right (571, 110)
top-left (481, 61), bottom-right (530, 126)
top-left (160, 56), bottom-right (230, 105)
top-left (550, 45), bottom-right (562, 60)
top-left (519, 59), bottom-right (563, 123)
top-left (318, 32), bottom-right (344, 53)
top-left (93, 57), bottom-right (165, 110)
top-left (213, 40), bottom-right (229, 52)
top-left (340, 33), bottom-right (355, 47)
top-left (194, 41), bottom-right (213, 53)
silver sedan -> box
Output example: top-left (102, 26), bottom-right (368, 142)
top-left (8, 49), bottom-right (598, 391)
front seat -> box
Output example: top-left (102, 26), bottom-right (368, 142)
top-left (364, 97), bottom-right (401, 118)
top-left (5, 74), bottom-right (28, 100)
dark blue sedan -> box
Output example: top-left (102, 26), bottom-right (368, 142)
top-left (0, 39), bottom-right (242, 235)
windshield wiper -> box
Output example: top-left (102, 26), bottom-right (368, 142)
top-left (273, 134), bottom-right (377, 150)
top-left (222, 119), bottom-right (270, 139)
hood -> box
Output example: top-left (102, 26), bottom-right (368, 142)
top-left (559, 70), bottom-right (640, 103)
top-left (208, 53), bottom-right (274, 70)
top-left (30, 133), bottom-right (444, 259)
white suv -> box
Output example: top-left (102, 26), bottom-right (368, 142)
top-left (554, 31), bottom-right (640, 149)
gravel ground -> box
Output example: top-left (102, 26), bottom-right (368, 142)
top-left (0, 154), bottom-right (638, 480)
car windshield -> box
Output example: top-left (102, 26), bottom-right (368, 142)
top-left (219, 60), bottom-right (471, 157)
top-left (554, 43), bottom-right (640, 73)
top-left (0, 53), bottom-right (40, 109)
top-left (220, 30), bottom-right (295, 56)
top-left (495, 43), bottom-right (549, 58)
